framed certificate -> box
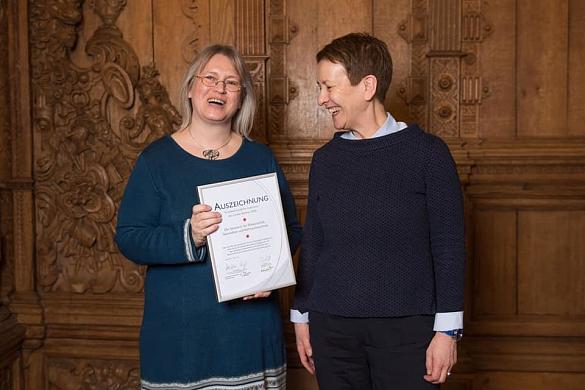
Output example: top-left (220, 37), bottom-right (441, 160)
top-left (197, 173), bottom-right (296, 302)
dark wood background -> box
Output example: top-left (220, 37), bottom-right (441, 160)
top-left (1, 0), bottom-right (584, 389)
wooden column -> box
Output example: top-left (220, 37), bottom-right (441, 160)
top-left (0, 1), bottom-right (28, 389)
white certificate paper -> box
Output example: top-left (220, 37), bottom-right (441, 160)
top-left (197, 173), bottom-right (296, 302)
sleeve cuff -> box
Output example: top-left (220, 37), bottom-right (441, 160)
top-left (433, 311), bottom-right (463, 331)
top-left (290, 309), bottom-right (309, 323)
top-left (290, 310), bottom-right (461, 328)
top-left (184, 219), bottom-right (206, 262)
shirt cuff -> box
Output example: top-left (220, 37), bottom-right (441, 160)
top-left (290, 309), bottom-right (309, 323)
top-left (433, 311), bottom-right (463, 331)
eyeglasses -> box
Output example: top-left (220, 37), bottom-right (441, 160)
top-left (196, 75), bottom-right (243, 92)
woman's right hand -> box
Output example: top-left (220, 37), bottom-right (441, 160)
top-left (190, 204), bottom-right (222, 247)
top-left (295, 323), bottom-right (315, 375)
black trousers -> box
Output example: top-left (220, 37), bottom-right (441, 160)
top-left (310, 312), bottom-right (439, 390)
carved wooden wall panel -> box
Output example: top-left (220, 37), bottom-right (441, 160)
top-left (0, 0), bottom-right (11, 302)
top-left (517, 0), bottom-right (567, 137)
top-left (282, 0), bottom-right (372, 142)
top-left (471, 201), bottom-right (585, 330)
top-left (479, 0), bottom-right (585, 138)
top-left (47, 357), bottom-right (140, 389)
top-left (478, 0), bottom-right (514, 137)
top-left (373, 0), bottom-right (411, 122)
top-left (1, 0), bottom-right (26, 389)
top-left (1, 0), bottom-right (584, 389)
top-left (464, 139), bottom-right (585, 389)
top-left (518, 210), bottom-right (585, 316)
top-left (2, 0), bottom-right (274, 389)
top-left (0, 307), bottom-right (25, 390)
top-left (474, 372), bottom-right (585, 390)
top-left (459, 2), bottom-right (585, 387)
top-left (569, 0), bottom-right (585, 135)
top-left (277, 0), bottom-right (585, 388)
top-left (31, 0), bottom-right (148, 296)
top-left (473, 209), bottom-right (517, 315)
top-left (266, 0), bottom-right (287, 140)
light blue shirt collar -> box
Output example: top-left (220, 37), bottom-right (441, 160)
top-left (341, 113), bottom-right (408, 140)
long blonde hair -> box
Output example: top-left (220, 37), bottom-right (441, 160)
top-left (178, 44), bottom-right (256, 138)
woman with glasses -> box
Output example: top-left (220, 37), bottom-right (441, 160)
top-left (115, 44), bottom-right (302, 390)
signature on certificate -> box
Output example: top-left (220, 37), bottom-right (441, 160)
top-left (260, 256), bottom-right (273, 273)
top-left (225, 261), bottom-right (250, 279)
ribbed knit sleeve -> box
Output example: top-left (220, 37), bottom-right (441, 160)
top-left (425, 137), bottom-right (466, 312)
top-left (292, 154), bottom-right (323, 313)
top-left (115, 154), bottom-right (193, 265)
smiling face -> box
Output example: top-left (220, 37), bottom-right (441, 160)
top-left (188, 54), bottom-right (242, 126)
top-left (316, 60), bottom-right (368, 131)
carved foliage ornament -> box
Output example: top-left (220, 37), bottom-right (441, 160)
top-left (181, 0), bottom-right (203, 63)
top-left (48, 358), bottom-right (140, 389)
top-left (246, 60), bottom-right (267, 141)
top-left (31, 0), bottom-right (180, 294)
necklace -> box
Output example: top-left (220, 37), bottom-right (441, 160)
top-left (188, 130), bottom-right (232, 160)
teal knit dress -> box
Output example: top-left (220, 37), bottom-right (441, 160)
top-left (115, 136), bottom-right (301, 390)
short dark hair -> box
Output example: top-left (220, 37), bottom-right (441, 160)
top-left (316, 33), bottom-right (393, 102)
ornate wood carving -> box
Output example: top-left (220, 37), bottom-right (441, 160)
top-left (398, 0), bottom-right (492, 137)
top-left (120, 65), bottom-right (182, 150)
top-left (268, 0), bottom-right (297, 140)
top-left (30, 0), bottom-right (180, 294)
top-left (459, 0), bottom-right (492, 137)
top-left (397, 0), bottom-right (430, 129)
top-left (427, 0), bottom-right (462, 137)
top-left (430, 58), bottom-right (460, 136)
top-left (246, 59), bottom-right (268, 142)
top-left (47, 358), bottom-right (140, 389)
top-left (1, 0), bottom-right (44, 366)
top-left (181, 0), bottom-right (206, 62)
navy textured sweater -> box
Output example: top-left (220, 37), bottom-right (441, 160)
top-left (293, 125), bottom-right (465, 317)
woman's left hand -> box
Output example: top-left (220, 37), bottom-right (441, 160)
top-left (243, 291), bottom-right (272, 301)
